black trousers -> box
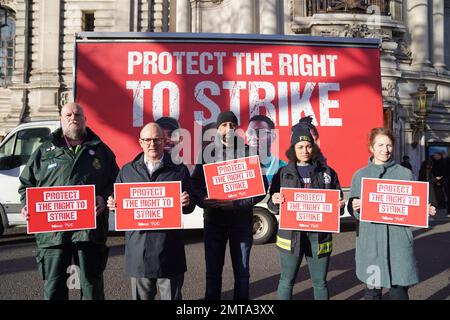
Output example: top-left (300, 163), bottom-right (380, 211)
top-left (36, 242), bottom-right (109, 300)
top-left (365, 285), bottom-right (409, 300)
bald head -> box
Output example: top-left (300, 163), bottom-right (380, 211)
top-left (60, 102), bottom-right (87, 141)
top-left (140, 123), bottom-right (163, 138)
top-left (61, 102), bottom-right (83, 115)
top-left (139, 122), bottom-right (164, 161)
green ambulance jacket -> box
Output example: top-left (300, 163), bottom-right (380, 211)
top-left (18, 127), bottom-right (119, 248)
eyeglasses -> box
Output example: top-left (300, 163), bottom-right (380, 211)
top-left (140, 138), bottom-right (163, 145)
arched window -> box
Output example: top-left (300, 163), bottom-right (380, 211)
top-left (0, 6), bottom-right (15, 87)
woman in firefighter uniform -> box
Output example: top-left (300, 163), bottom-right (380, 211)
top-left (268, 123), bottom-right (345, 300)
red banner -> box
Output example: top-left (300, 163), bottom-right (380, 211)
top-left (360, 178), bottom-right (429, 228)
top-left (75, 37), bottom-right (383, 187)
top-left (114, 181), bottom-right (182, 231)
top-left (26, 185), bottom-right (96, 234)
top-left (203, 155), bottom-right (265, 200)
top-left (279, 188), bottom-right (341, 233)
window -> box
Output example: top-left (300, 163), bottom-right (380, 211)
top-left (0, 127), bottom-right (50, 169)
top-left (82, 12), bottom-right (95, 31)
top-left (0, 8), bottom-right (15, 86)
top-left (306, 0), bottom-right (390, 16)
top-left (15, 128), bottom-right (51, 163)
top-left (0, 134), bottom-right (15, 158)
top-left (445, 1), bottom-right (450, 68)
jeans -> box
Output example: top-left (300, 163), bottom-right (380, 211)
top-left (365, 286), bottom-right (409, 300)
top-left (277, 233), bottom-right (330, 300)
top-left (203, 220), bottom-right (253, 300)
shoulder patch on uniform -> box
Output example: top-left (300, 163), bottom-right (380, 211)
top-left (45, 145), bottom-right (56, 152)
top-left (93, 158), bottom-right (102, 170)
top-left (323, 172), bottom-right (331, 184)
top-left (48, 163), bottom-right (57, 170)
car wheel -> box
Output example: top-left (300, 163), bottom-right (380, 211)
top-left (252, 208), bottom-right (276, 245)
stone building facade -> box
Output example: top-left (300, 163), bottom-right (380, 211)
top-left (0, 0), bottom-right (449, 173)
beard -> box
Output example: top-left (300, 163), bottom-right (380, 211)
top-left (63, 125), bottom-right (87, 141)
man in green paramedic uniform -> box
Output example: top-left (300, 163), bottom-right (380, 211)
top-left (18, 102), bottom-right (119, 300)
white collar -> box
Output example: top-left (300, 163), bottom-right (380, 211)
top-left (144, 154), bottom-right (164, 166)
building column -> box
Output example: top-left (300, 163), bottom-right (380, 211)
top-left (407, 0), bottom-right (432, 70)
top-left (238, 0), bottom-right (254, 33)
top-left (259, 0), bottom-right (278, 34)
top-left (28, 0), bottom-right (61, 120)
top-left (175, 0), bottom-right (190, 32)
top-left (30, 0), bottom-right (60, 84)
top-left (432, 0), bottom-right (446, 71)
top-left (115, 0), bottom-right (132, 31)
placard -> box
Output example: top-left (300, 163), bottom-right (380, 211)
top-left (203, 155), bottom-right (266, 200)
top-left (26, 185), bottom-right (96, 234)
top-left (114, 181), bottom-right (182, 231)
top-left (279, 188), bottom-right (341, 233)
top-left (360, 178), bottom-right (429, 228)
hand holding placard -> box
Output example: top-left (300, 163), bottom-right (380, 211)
top-left (21, 206), bottom-right (29, 221)
top-left (271, 192), bottom-right (285, 205)
top-left (95, 196), bottom-right (106, 216)
top-left (107, 196), bottom-right (116, 209)
top-left (181, 191), bottom-right (190, 207)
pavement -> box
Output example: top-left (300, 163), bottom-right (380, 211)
top-left (0, 211), bottom-right (449, 300)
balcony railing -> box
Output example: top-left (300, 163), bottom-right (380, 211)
top-left (306, 0), bottom-right (390, 16)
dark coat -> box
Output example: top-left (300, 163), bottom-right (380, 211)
top-left (116, 152), bottom-right (197, 278)
top-left (18, 127), bottom-right (119, 248)
top-left (268, 161), bottom-right (343, 258)
top-left (191, 136), bottom-right (268, 225)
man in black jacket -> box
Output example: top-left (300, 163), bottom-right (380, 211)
top-left (191, 111), bottom-right (268, 300)
top-left (107, 122), bottom-right (196, 300)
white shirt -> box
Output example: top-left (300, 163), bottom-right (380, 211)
top-left (144, 154), bottom-right (164, 176)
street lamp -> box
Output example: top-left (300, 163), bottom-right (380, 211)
top-left (410, 82), bottom-right (434, 147)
